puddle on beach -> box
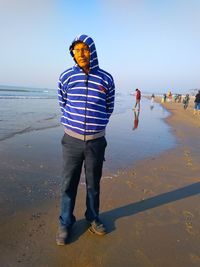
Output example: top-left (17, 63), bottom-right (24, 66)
top-left (104, 95), bottom-right (177, 172)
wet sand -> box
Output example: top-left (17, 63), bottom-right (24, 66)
top-left (0, 99), bottom-right (200, 267)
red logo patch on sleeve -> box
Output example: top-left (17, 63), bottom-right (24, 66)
top-left (99, 85), bottom-right (106, 93)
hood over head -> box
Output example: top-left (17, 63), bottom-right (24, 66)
top-left (69, 34), bottom-right (99, 71)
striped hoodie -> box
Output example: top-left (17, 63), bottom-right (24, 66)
top-left (57, 34), bottom-right (115, 141)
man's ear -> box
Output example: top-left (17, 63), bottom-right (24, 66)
top-left (69, 45), bottom-right (74, 57)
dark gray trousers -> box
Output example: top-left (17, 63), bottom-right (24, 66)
top-left (59, 134), bottom-right (107, 227)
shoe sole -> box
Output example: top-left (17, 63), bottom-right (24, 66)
top-left (56, 236), bottom-right (67, 245)
top-left (56, 234), bottom-right (67, 246)
top-left (56, 240), bottom-right (66, 246)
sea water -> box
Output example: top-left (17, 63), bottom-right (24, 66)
top-left (0, 86), bottom-right (177, 170)
top-left (0, 86), bottom-right (59, 141)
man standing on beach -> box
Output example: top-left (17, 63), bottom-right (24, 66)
top-left (56, 34), bottom-right (115, 245)
top-left (134, 88), bottom-right (141, 110)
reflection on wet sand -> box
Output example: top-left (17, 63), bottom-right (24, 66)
top-left (133, 110), bottom-right (140, 130)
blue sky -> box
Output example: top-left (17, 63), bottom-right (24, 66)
top-left (1, 0), bottom-right (200, 94)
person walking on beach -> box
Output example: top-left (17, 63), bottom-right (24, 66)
top-left (162, 93), bottom-right (167, 103)
top-left (167, 90), bottom-right (172, 102)
top-left (193, 90), bottom-right (200, 115)
top-left (150, 93), bottom-right (155, 109)
top-left (182, 94), bottom-right (190, 110)
top-left (134, 88), bottom-right (141, 110)
top-left (56, 34), bottom-right (115, 245)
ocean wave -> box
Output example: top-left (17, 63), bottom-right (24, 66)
top-left (0, 96), bottom-right (56, 99)
top-left (0, 123), bottom-right (60, 141)
top-left (0, 86), bottom-right (55, 93)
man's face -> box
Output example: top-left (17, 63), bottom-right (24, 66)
top-left (73, 42), bottom-right (90, 70)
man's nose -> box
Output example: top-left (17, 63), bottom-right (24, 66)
top-left (80, 50), bottom-right (85, 56)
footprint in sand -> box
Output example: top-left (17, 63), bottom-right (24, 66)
top-left (184, 149), bottom-right (190, 156)
top-left (184, 149), bottom-right (193, 166)
top-left (183, 210), bottom-right (194, 234)
top-left (190, 253), bottom-right (200, 264)
top-left (126, 180), bottom-right (134, 188)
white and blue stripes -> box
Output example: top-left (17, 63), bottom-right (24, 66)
top-left (58, 34), bottom-right (115, 136)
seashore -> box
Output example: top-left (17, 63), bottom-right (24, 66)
top-left (0, 98), bottom-right (200, 267)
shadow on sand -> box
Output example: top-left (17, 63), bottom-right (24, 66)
top-left (69, 182), bottom-right (200, 243)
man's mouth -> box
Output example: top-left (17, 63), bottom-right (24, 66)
top-left (79, 59), bottom-right (87, 64)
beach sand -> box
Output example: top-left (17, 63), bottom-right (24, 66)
top-left (0, 99), bottom-right (200, 267)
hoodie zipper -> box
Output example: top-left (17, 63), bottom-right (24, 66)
top-left (84, 74), bottom-right (89, 141)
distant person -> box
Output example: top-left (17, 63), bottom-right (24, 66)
top-left (151, 93), bottom-right (155, 100)
top-left (150, 93), bottom-right (155, 109)
top-left (194, 90), bottom-right (200, 115)
top-left (178, 94), bottom-right (182, 103)
top-left (182, 94), bottom-right (190, 109)
top-left (161, 93), bottom-right (167, 103)
top-left (174, 94), bottom-right (178, 103)
top-left (56, 34), bottom-right (115, 245)
top-left (167, 91), bottom-right (172, 102)
top-left (134, 88), bottom-right (141, 110)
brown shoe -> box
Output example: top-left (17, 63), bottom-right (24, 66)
top-left (88, 220), bottom-right (106, 236)
top-left (56, 226), bottom-right (70, 245)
